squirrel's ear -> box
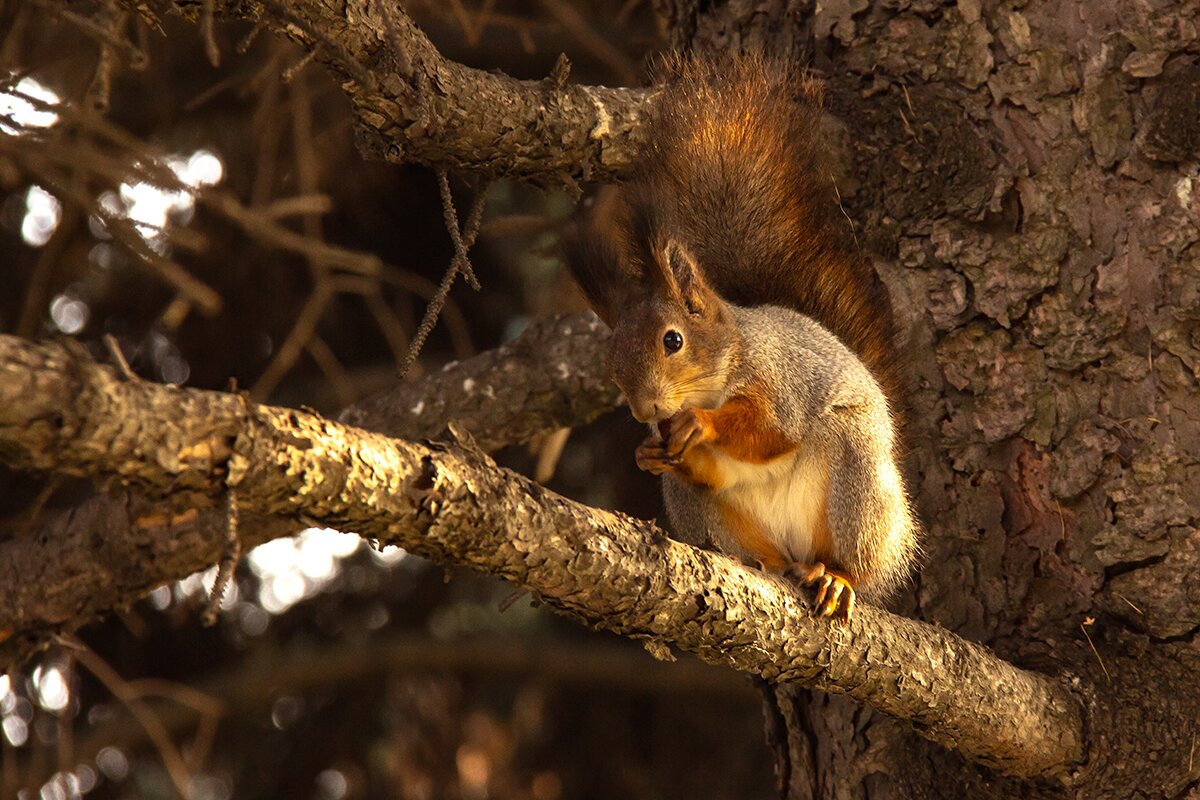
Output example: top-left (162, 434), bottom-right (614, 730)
top-left (663, 240), bottom-right (711, 315)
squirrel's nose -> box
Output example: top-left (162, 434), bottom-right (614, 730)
top-left (628, 396), bottom-right (661, 423)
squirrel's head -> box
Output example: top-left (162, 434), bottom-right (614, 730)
top-left (565, 202), bottom-right (740, 423)
top-left (561, 190), bottom-right (739, 424)
top-left (610, 239), bottom-right (739, 423)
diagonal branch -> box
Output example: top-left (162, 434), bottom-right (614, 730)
top-left (139, 0), bottom-right (651, 185)
top-left (0, 333), bottom-right (1084, 779)
top-left (0, 313), bottom-right (615, 653)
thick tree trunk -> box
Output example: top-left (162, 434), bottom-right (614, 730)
top-left (676, 0), bottom-right (1200, 797)
top-left (4, 1), bottom-right (1198, 796)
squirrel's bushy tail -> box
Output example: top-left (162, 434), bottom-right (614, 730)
top-left (628, 55), bottom-right (905, 411)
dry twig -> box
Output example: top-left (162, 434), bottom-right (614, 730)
top-left (54, 637), bottom-right (197, 799)
top-left (398, 176), bottom-right (489, 377)
top-left (202, 492), bottom-right (241, 626)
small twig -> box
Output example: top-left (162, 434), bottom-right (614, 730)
top-left (160, 296), bottom-right (194, 330)
top-left (57, 658), bottom-right (75, 775)
top-left (516, 25), bottom-right (536, 55)
top-left (467, 0), bottom-right (497, 46)
top-left (236, 23), bottom-right (263, 54)
top-left (498, 588), bottom-right (526, 613)
top-left (133, 14), bottom-right (153, 65)
top-left (537, 0), bottom-right (637, 84)
top-left (250, 283), bottom-right (332, 400)
top-left (398, 177), bottom-right (489, 377)
top-left (363, 287), bottom-right (411, 368)
top-left (1080, 617), bottom-right (1111, 685)
top-left (87, 26), bottom-right (117, 112)
top-left (445, 0), bottom-right (474, 42)
top-left (615, 0), bottom-right (643, 25)
top-left (14, 477), bottom-right (60, 540)
top-left (306, 335), bottom-right (357, 408)
top-left (184, 72), bottom-right (243, 111)
top-left (435, 172), bottom-right (482, 287)
top-left (36, 0), bottom-right (147, 68)
top-left (375, 0), bottom-right (414, 77)
top-left (16, 208), bottom-right (75, 338)
top-left (201, 0), bottom-right (220, 66)
top-left (282, 47), bottom-right (318, 83)
top-left (117, 677), bottom-right (225, 772)
top-left (1116, 593), bottom-right (1144, 615)
top-left (259, 0), bottom-right (376, 91)
top-left (19, 163), bottom-right (224, 315)
top-left (479, 213), bottom-right (555, 239)
top-left (262, 193), bottom-right (333, 218)
top-left (104, 334), bottom-right (139, 381)
top-left (897, 106), bottom-right (918, 140)
top-left (249, 53), bottom-right (284, 206)
top-left (534, 427), bottom-right (571, 484)
top-left (203, 192), bottom-right (381, 276)
top-left (830, 174), bottom-right (860, 250)
top-left (378, 266), bottom-right (475, 360)
top-left (55, 637), bottom-right (196, 799)
top-left (203, 492), bottom-right (241, 627)
top-left (122, 678), bottom-right (225, 716)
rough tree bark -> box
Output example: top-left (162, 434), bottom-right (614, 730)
top-left (3, 0), bottom-right (1200, 797)
top-left (0, 334), bottom-right (1082, 780)
top-left (681, 0), bottom-right (1200, 798)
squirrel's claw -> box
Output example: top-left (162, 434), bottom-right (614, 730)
top-left (787, 561), bottom-right (856, 621)
top-left (634, 410), bottom-right (715, 476)
top-left (635, 437), bottom-right (677, 475)
top-left (664, 408), bottom-right (713, 460)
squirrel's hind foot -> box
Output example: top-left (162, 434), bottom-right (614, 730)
top-left (787, 562), bottom-right (856, 621)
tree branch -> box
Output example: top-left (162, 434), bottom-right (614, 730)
top-left (0, 334), bottom-right (1085, 779)
top-left (147, 0), bottom-right (651, 185)
top-left (0, 313), bottom-right (614, 648)
top-left (342, 312), bottom-right (617, 448)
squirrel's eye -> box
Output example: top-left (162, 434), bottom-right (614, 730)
top-left (663, 330), bottom-right (684, 354)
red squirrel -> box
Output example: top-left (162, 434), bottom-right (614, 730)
top-left (564, 55), bottom-right (919, 619)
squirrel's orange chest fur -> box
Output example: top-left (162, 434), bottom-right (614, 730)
top-left (664, 393), bottom-right (792, 488)
top-left (671, 393), bottom-right (834, 571)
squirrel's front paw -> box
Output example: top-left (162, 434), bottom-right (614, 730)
top-left (635, 437), bottom-right (676, 475)
top-left (664, 408), bottom-right (714, 460)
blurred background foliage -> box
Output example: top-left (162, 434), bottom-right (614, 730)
top-left (0, 2), bottom-right (772, 798)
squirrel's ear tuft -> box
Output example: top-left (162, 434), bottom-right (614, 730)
top-left (626, 200), bottom-right (704, 309)
top-left (663, 240), bottom-right (710, 316)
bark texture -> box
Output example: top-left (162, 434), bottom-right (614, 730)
top-left (0, 334), bottom-right (1083, 780)
top-left (151, 0), bottom-right (650, 186)
top-left (0, 312), bottom-right (610, 649)
top-left (664, 0), bottom-right (1200, 798)
top-left (342, 312), bottom-right (617, 449)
